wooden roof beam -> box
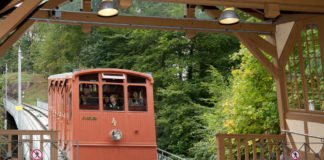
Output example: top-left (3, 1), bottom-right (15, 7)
top-left (0, 0), bottom-right (42, 41)
top-left (42, 0), bottom-right (70, 9)
top-left (31, 10), bottom-right (275, 34)
top-left (143, 0), bottom-right (324, 13)
top-left (0, 20), bottom-right (34, 57)
top-left (0, 0), bottom-right (22, 15)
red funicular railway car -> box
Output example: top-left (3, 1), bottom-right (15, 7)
top-left (48, 69), bottom-right (157, 160)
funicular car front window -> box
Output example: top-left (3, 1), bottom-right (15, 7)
top-left (103, 84), bottom-right (124, 111)
top-left (79, 84), bottom-right (99, 110)
top-left (128, 86), bottom-right (147, 111)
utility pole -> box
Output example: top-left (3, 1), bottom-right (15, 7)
top-left (18, 46), bottom-right (22, 105)
top-left (4, 64), bottom-right (8, 130)
top-left (17, 46), bottom-right (22, 129)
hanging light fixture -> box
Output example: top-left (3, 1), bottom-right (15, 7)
top-left (98, 0), bottom-right (119, 17)
top-left (219, 7), bottom-right (240, 25)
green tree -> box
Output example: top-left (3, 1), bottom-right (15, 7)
top-left (222, 46), bottom-right (279, 134)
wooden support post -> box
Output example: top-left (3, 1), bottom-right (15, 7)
top-left (273, 58), bottom-right (288, 130)
top-left (216, 134), bottom-right (225, 160)
top-left (0, 0), bottom-right (42, 41)
top-left (51, 131), bottom-right (58, 160)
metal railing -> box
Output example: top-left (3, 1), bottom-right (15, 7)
top-left (157, 148), bottom-right (186, 160)
top-left (36, 99), bottom-right (48, 111)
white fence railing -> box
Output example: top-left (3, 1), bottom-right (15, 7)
top-left (36, 98), bottom-right (48, 111)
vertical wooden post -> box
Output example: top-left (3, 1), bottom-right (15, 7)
top-left (7, 134), bottom-right (12, 158)
top-left (244, 139), bottom-right (249, 160)
top-left (236, 138), bottom-right (241, 159)
top-left (216, 134), bottom-right (225, 160)
top-left (40, 134), bottom-right (44, 153)
top-left (252, 139), bottom-right (257, 160)
top-left (273, 63), bottom-right (288, 130)
top-left (51, 131), bottom-right (58, 160)
top-left (18, 135), bottom-right (23, 160)
top-left (29, 135), bottom-right (33, 154)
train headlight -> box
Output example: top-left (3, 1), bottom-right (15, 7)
top-left (111, 129), bottom-right (122, 141)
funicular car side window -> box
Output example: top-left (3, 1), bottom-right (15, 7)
top-left (79, 84), bottom-right (99, 110)
top-left (103, 85), bottom-right (124, 111)
top-left (128, 86), bottom-right (147, 111)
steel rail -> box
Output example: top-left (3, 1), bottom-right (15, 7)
top-left (22, 104), bottom-right (48, 130)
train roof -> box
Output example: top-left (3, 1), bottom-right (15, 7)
top-left (48, 72), bottom-right (73, 79)
top-left (48, 68), bottom-right (153, 83)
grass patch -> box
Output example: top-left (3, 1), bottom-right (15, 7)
top-left (4, 72), bottom-right (48, 105)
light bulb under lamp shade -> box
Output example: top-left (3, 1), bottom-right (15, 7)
top-left (98, 0), bottom-right (119, 17)
top-left (219, 7), bottom-right (240, 25)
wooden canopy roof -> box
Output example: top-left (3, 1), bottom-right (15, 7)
top-left (0, 0), bottom-right (324, 56)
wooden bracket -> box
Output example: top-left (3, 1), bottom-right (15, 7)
top-left (236, 33), bottom-right (279, 79)
top-left (276, 22), bottom-right (299, 67)
top-left (241, 33), bottom-right (277, 58)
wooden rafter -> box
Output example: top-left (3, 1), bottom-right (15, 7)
top-left (143, 0), bottom-right (324, 13)
top-left (0, 0), bottom-right (42, 41)
top-left (236, 33), bottom-right (279, 78)
top-left (0, 0), bottom-right (22, 15)
top-left (0, 20), bottom-right (34, 56)
top-left (0, 0), bottom-right (69, 55)
top-left (31, 10), bottom-right (275, 34)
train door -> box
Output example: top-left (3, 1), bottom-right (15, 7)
top-left (77, 73), bottom-right (101, 141)
top-left (126, 75), bottom-right (155, 144)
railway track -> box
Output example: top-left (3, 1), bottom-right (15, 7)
top-left (22, 103), bottom-right (48, 130)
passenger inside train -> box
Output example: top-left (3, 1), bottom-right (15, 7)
top-left (128, 86), bottom-right (147, 111)
top-left (103, 85), bottom-right (124, 111)
top-left (79, 84), bottom-right (99, 110)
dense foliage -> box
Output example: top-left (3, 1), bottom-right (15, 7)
top-left (0, 1), bottom-right (280, 159)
